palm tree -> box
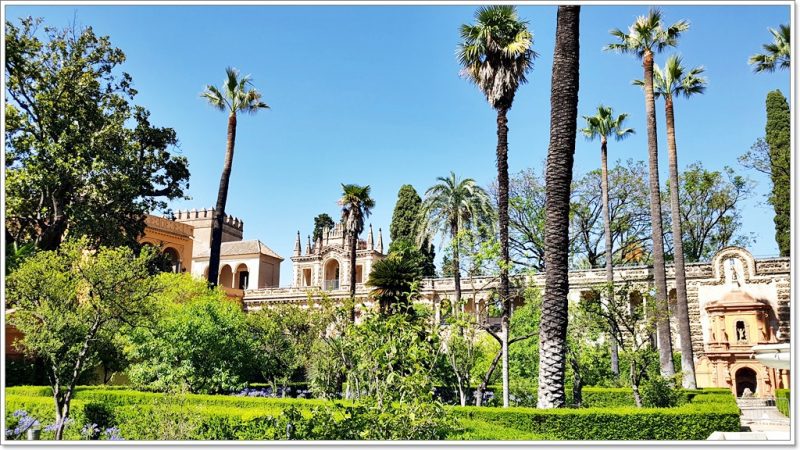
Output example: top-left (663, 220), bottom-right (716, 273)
top-left (749, 24), bottom-right (790, 73)
top-left (339, 183), bottom-right (375, 322)
top-left (366, 256), bottom-right (422, 315)
top-left (579, 105), bottom-right (635, 378)
top-left (538, 4), bottom-right (580, 409)
top-left (418, 172), bottom-right (493, 309)
top-left (635, 55), bottom-right (707, 389)
top-left (605, 8), bottom-right (688, 378)
top-left (201, 67), bottom-right (269, 287)
top-left (457, 4), bottom-right (535, 409)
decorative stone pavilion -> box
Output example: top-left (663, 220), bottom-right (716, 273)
top-left (290, 222), bottom-right (385, 291)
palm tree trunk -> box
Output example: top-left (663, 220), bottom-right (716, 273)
top-left (451, 221), bottom-right (461, 308)
top-left (538, 4), bottom-right (580, 409)
top-left (665, 94), bottom-right (696, 388)
top-left (208, 113), bottom-right (237, 288)
top-left (349, 230), bottom-right (357, 322)
top-left (642, 49), bottom-right (675, 378)
top-left (496, 106), bottom-right (512, 408)
top-left (600, 138), bottom-right (620, 378)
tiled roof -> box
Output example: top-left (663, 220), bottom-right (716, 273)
top-left (196, 240), bottom-right (284, 260)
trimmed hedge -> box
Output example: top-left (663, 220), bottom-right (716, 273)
top-left (776, 389), bottom-right (790, 418)
top-left (451, 402), bottom-right (740, 440)
top-left (5, 386), bottom-right (739, 440)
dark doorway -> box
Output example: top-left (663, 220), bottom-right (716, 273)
top-left (735, 367), bottom-right (758, 397)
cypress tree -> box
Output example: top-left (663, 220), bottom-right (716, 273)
top-left (765, 90), bottom-right (790, 256)
top-left (389, 185), bottom-right (423, 242)
top-left (312, 213), bottom-right (335, 242)
top-left (389, 185), bottom-right (436, 276)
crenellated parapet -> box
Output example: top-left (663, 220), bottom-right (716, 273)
top-left (174, 208), bottom-right (244, 232)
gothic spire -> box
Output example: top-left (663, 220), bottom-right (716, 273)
top-left (305, 235), bottom-right (312, 255)
top-left (367, 223), bottom-right (374, 250)
top-left (294, 231), bottom-right (301, 256)
top-left (376, 227), bottom-right (384, 254)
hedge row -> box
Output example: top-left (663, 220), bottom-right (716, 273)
top-left (776, 389), bottom-right (790, 418)
top-left (562, 387), bottom-right (733, 408)
top-left (5, 386), bottom-right (739, 441)
top-left (450, 402), bottom-right (740, 440)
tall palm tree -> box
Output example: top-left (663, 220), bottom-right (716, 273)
top-left (418, 172), bottom-right (493, 309)
top-left (749, 24), bottom-right (790, 73)
top-left (339, 184), bottom-right (375, 322)
top-left (457, 4), bottom-right (535, 409)
top-left (605, 8), bottom-right (688, 378)
top-left (201, 67), bottom-right (269, 287)
top-left (634, 55), bottom-right (707, 389)
top-left (579, 105), bottom-right (635, 378)
top-left (538, 4), bottom-right (580, 409)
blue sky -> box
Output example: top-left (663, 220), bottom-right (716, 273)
top-left (5, 4), bottom-right (790, 283)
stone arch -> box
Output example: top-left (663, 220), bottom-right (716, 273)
top-left (734, 366), bottom-right (758, 397)
top-left (323, 258), bottom-right (341, 290)
top-left (219, 264), bottom-right (234, 289)
top-left (710, 247), bottom-right (756, 285)
top-left (235, 263), bottom-right (250, 289)
top-left (163, 247), bottom-right (181, 273)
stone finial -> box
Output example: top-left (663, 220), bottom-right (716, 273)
top-left (367, 224), bottom-right (374, 250)
top-left (294, 231), bottom-right (301, 256)
top-left (316, 235), bottom-right (323, 254)
top-left (376, 227), bottom-right (384, 254)
top-left (323, 226), bottom-right (330, 246)
top-left (306, 235), bottom-right (312, 255)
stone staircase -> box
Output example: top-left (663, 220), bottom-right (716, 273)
top-left (737, 397), bottom-right (790, 429)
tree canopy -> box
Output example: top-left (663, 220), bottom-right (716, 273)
top-left (4, 17), bottom-right (189, 251)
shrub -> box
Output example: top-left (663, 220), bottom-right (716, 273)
top-left (451, 402), bottom-right (740, 440)
top-left (776, 389), bottom-right (790, 418)
top-left (640, 376), bottom-right (680, 408)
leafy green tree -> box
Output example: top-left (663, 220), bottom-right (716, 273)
top-left (442, 311), bottom-right (482, 406)
top-left (749, 24), bottom-right (790, 73)
top-left (313, 213), bottom-right (335, 243)
top-left (344, 312), bottom-right (442, 407)
top-left (639, 54), bottom-right (706, 389)
top-left (765, 90), bottom-right (791, 256)
top-left (663, 162), bottom-right (754, 262)
top-left (4, 18), bottom-right (189, 252)
top-left (538, 5), bottom-right (581, 409)
top-left (124, 274), bottom-right (254, 395)
top-left (458, 5), bottom-right (535, 408)
top-left (580, 284), bottom-right (659, 407)
top-left (338, 183), bottom-right (375, 320)
top-left (6, 239), bottom-right (160, 439)
top-left (606, 7), bottom-right (688, 380)
top-left (248, 304), bottom-right (322, 395)
top-left (201, 67), bottom-right (269, 287)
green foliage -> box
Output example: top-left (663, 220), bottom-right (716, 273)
top-left (776, 389), bottom-right (790, 418)
top-left (457, 5), bottom-right (535, 110)
top-left (247, 304), bottom-right (323, 391)
top-left (451, 400), bottom-right (739, 440)
top-left (366, 252), bottom-right (422, 314)
top-left (664, 162), bottom-right (753, 262)
top-left (344, 312), bottom-right (441, 406)
top-left (123, 274), bottom-right (253, 394)
top-left (748, 24), bottom-right (791, 73)
top-left (765, 90), bottom-right (791, 256)
top-left (390, 184), bottom-right (422, 242)
top-left (312, 213), bottom-right (335, 242)
top-left (5, 17), bottom-right (189, 251)
top-left (640, 376), bottom-right (681, 407)
top-left (5, 238), bottom-right (160, 437)
top-left (509, 288), bottom-right (542, 385)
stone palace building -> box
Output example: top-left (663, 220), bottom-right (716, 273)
top-left (9, 209), bottom-right (788, 398)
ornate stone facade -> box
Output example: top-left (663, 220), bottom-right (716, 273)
top-left (244, 246), bottom-right (790, 396)
top-left (290, 222), bottom-right (385, 292)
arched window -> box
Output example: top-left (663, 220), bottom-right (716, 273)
top-left (235, 263), bottom-right (250, 290)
